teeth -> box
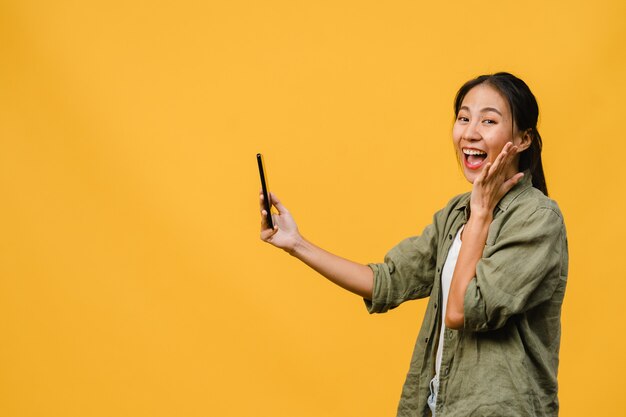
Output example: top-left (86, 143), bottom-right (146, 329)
top-left (463, 148), bottom-right (487, 156)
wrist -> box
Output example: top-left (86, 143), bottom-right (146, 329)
top-left (467, 211), bottom-right (493, 233)
top-left (469, 210), bottom-right (493, 223)
top-left (287, 234), bottom-right (306, 257)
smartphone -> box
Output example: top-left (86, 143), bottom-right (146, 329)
top-left (257, 153), bottom-right (274, 229)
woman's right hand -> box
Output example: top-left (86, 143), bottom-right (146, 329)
top-left (259, 191), bottom-right (302, 254)
top-left (259, 190), bottom-right (374, 298)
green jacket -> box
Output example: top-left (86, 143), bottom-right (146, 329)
top-left (366, 173), bottom-right (568, 416)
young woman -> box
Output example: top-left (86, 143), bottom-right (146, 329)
top-left (259, 72), bottom-right (568, 417)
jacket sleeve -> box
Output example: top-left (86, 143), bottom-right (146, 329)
top-left (364, 211), bottom-right (441, 314)
top-left (463, 207), bottom-right (566, 331)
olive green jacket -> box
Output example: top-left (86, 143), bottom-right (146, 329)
top-left (366, 173), bottom-right (568, 416)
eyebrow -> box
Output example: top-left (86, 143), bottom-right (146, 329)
top-left (459, 105), bottom-right (503, 116)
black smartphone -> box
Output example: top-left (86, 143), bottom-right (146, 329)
top-left (257, 153), bottom-right (274, 229)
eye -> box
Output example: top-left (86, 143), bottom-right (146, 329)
top-left (483, 119), bottom-right (496, 125)
top-left (457, 116), bottom-right (469, 123)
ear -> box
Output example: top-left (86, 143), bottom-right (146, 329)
top-left (515, 128), bottom-right (533, 152)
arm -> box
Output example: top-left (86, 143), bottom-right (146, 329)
top-left (445, 142), bottom-right (523, 329)
top-left (260, 192), bottom-right (373, 299)
top-left (290, 236), bottom-right (374, 299)
top-left (444, 212), bottom-right (492, 329)
top-left (463, 207), bottom-right (566, 331)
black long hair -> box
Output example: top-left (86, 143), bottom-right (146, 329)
top-left (454, 72), bottom-right (548, 196)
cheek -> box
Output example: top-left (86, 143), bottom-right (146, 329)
top-left (488, 131), bottom-right (512, 156)
top-left (452, 125), bottom-right (463, 144)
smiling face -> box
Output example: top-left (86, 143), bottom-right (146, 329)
top-left (452, 83), bottom-right (529, 184)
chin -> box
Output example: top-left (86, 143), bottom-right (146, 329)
top-left (462, 170), bottom-right (478, 184)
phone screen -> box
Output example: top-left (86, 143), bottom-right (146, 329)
top-left (257, 153), bottom-right (274, 229)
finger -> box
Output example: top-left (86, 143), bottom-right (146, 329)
top-left (490, 144), bottom-right (511, 173)
top-left (260, 226), bottom-right (278, 241)
top-left (259, 191), bottom-right (277, 213)
top-left (480, 164), bottom-right (489, 181)
top-left (489, 142), bottom-right (518, 178)
top-left (476, 162), bottom-right (491, 184)
top-left (498, 144), bottom-right (520, 177)
top-left (269, 192), bottom-right (289, 214)
top-left (260, 209), bottom-right (269, 230)
top-left (260, 207), bottom-right (279, 227)
top-left (500, 142), bottom-right (517, 164)
top-left (260, 208), bottom-right (278, 232)
top-left (501, 172), bottom-right (525, 194)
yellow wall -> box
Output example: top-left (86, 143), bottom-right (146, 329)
top-left (1, 1), bottom-right (624, 415)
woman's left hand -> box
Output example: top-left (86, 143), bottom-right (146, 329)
top-left (470, 142), bottom-right (525, 219)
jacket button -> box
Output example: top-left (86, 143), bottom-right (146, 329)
top-left (434, 303), bottom-right (438, 309)
top-left (437, 267), bottom-right (441, 274)
top-left (425, 337), bottom-right (429, 343)
top-left (448, 234), bottom-right (453, 240)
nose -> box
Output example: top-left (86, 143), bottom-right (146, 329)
top-left (462, 121), bottom-right (481, 142)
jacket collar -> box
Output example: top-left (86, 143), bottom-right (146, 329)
top-left (455, 170), bottom-right (533, 215)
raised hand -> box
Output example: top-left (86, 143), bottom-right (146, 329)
top-left (470, 142), bottom-right (524, 219)
top-left (446, 142), bottom-right (524, 329)
top-left (259, 191), bottom-right (302, 253)
top-left (257, 190), bottom-right (373, 297)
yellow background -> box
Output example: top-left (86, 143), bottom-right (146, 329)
top-left (1, 1), bottom-right (624, 416)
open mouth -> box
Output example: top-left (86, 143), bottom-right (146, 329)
top-left (462, 148), bottom-right (487, 170)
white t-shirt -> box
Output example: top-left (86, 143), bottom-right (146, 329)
top-left (435, 225), bottom-right (463, 377)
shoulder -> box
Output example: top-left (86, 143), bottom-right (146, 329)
top-left (491, 186), bottom-right (566, 248)
top-left (506, 186), bottom-right (564, 223)
top-left (495, 171), bottom-right (564, 225)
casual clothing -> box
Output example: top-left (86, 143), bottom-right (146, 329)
top-left (427, 375), bottom-right (440, 416)
top-left (429, 226), bottom-right (463, 416)
top-left (436, 225), bottom-right (463, 379)
top-left (365, 173), bottom-right (568, 417)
